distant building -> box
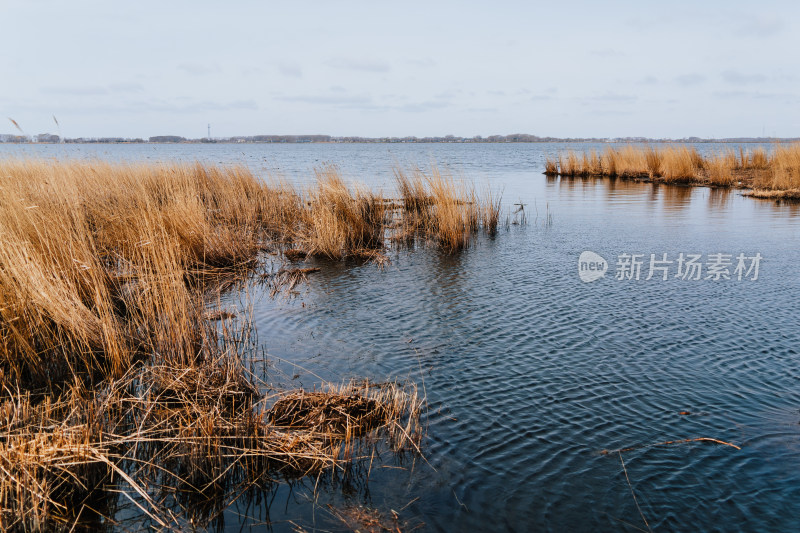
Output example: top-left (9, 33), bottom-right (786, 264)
top-left (36, 133), bottom-right (61, 143)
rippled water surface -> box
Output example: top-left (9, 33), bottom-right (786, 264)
top-left (3, 143), bottom-right (800, 531)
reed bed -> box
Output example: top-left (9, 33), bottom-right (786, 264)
top-left (544, 143), bottom-right (800, 197)
top-left (0, 157), bottom-right (480, 530)
top-left (393, 166), bottom-right (498, 251)
top-left (0, 159), bottom-right (501, 386)
top-left (0, 364), bottom-right (422, 530)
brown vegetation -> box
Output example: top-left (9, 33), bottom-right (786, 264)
top-left (0, 158), bottom-right (493, 530)
top-left (393, 166), bottom-right (498, 251)
top-left (544, 143), bottom-right (800, 198)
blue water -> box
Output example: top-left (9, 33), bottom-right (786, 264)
top-left (3, 143), bottom-right (799, 531)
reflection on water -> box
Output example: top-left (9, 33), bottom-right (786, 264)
top-left (657, 183), bottom-right (694, 211)
top-left (3, 143), bottom-right (799, 531)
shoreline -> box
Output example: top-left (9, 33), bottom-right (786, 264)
top-left (2, 138), bottom-right (799, 146)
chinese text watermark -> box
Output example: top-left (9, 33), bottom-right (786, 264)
top-left (578, 251), bottom-right (762, 283)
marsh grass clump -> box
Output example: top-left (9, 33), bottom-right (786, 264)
top-left (301, 165), bottom-right (387, 260)
top-left (0, 156), bottom-right (507, 529)
top-left (0, 393), bottom-right (114, 531)
top-left (394, 167), bottom-right (431, 213)
top-left (750, 143), bottom-right (800, 193)
top-left (0, 159), bottom-right (502, 390)
top-left (267, 379), bottom-right (422, 452)
top-left (544, 157), bottom-right (559, 175)
top-left (561, 152), bottom-right (580, 177)
top-left (394, 166), bottom-right (498, 252)
top-left (645, 147), bottom-right (662, 177)
top-left (0, 159), bottom-right (270, 388)
top-left (706, 154), bottom-right (736, 186)
top-left (425, 168), bottom-right (480, 252)
top-left (0, 359), bottom-right (422, 530)
top-left (660, 146), bottom-right (700, 183)
top-left (482, 186), bottom-right (502, 236)
top-left (547, 143), bottom-right (800, 198)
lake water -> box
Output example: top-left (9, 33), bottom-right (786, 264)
top-left (3, 143), bottom-right (800, 531)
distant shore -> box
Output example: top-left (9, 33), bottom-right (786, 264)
top-left (1, 134), bottom-right (798, 145)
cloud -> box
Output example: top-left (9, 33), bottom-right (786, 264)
top-left (590, 49), bottom-right (626, 58)
top-left (721, 70), bottom-right (767, 85)
top-left (275, 94), bottom-right (373, 106)
top-left (41, 83), bottom-right (144, 96)
top-left (131, 99), bottom-right (259, 113)
top-left (586, 92), bottom-right (637, 103)
top-left (5, 99), bottom-right (259, 116)
top-left (713, 90), bottom-right (796, 101)
top-left (589, 109), bottom-right (635, 117)
top-left (397, 101), bottom-right (450, 113)
top-left (326, 58), bottom-right (390, 73)
top-left (277, 64), bottom-right (303, 78)
top-left (241, 67), bottom-right (266, 78)
top-left (177, 63), bottom-right (221, 76)
top-left (738, 15), bottom-right (784, 38)
top-left (434, 90), bottom-right (459, 100)
top-left (41, 85), bottom-right (108, 95)
top-left (272, 93), bottom-right (451, 114)
top-left (674, 73), bottom-right (706, 86)
top-left (108, 82), bottom-right (144, 94)
top-left (638, 75), bottom-right (659, 85)
top-left (407, 58), bottom-right (436, 68)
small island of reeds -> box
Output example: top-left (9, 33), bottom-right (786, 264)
top-left (0, 158), bottom-right (503, 530)
top-left (545, 144), bottom-right (800, 199)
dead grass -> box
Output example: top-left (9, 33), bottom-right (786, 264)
top-left (0, 159), bottom-right (269, 388)
top-left (0, 362), bottom-right (422, 530)
top-left (325, 503), bottom-right (412, 533)
top-left (705, 150), bottom-right (738, 186)
top-left (753, 143), bottom-right (800, 191)
top-left (546, 143), bottom-right (800, 195)
top-left (0, 159), bottom-right (502, 387)
top-left (394, 166), bottom-right (497, 251)
top-left (660, 146), bottom-right (700, 182)
top-left (544, 157), bottom-right (559, 175)
top-left (0, 158), bottom-right (442, 530)
top-left (264, 266), bottom-right (321, 297)
top-left (744, 189), bottom-right (800, 200)
top-left (0, 155), bottom-right (518, 529)
top-left (301, 165), bottom-right (387, 260)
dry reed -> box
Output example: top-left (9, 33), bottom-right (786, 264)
top-left (394, 166), bottom-right (498, 251)
top-left (0, 159), bottom-right (501, 387)
top-left (546, 143), bottom-right (800, 197)
top-left (0, 158), bottom-right (442, 530)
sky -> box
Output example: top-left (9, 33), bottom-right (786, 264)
top-left (1, 0), bottom-right (798, 139)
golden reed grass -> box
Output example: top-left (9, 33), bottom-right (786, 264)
top-left (545, 143), bottom-right (800, 197)
top-left (0, 157), bottom-right (504, 530)
top-left (393, 166), bottom-right (500, 251)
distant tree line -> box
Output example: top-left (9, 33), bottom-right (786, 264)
top-left (1, 133), bottom-right (797, 144)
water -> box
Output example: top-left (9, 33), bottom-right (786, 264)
top-left (3, 143), bottom-right (799, 531)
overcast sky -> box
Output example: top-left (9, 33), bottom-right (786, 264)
top-left (2, 0), bottom-right (798, 139)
